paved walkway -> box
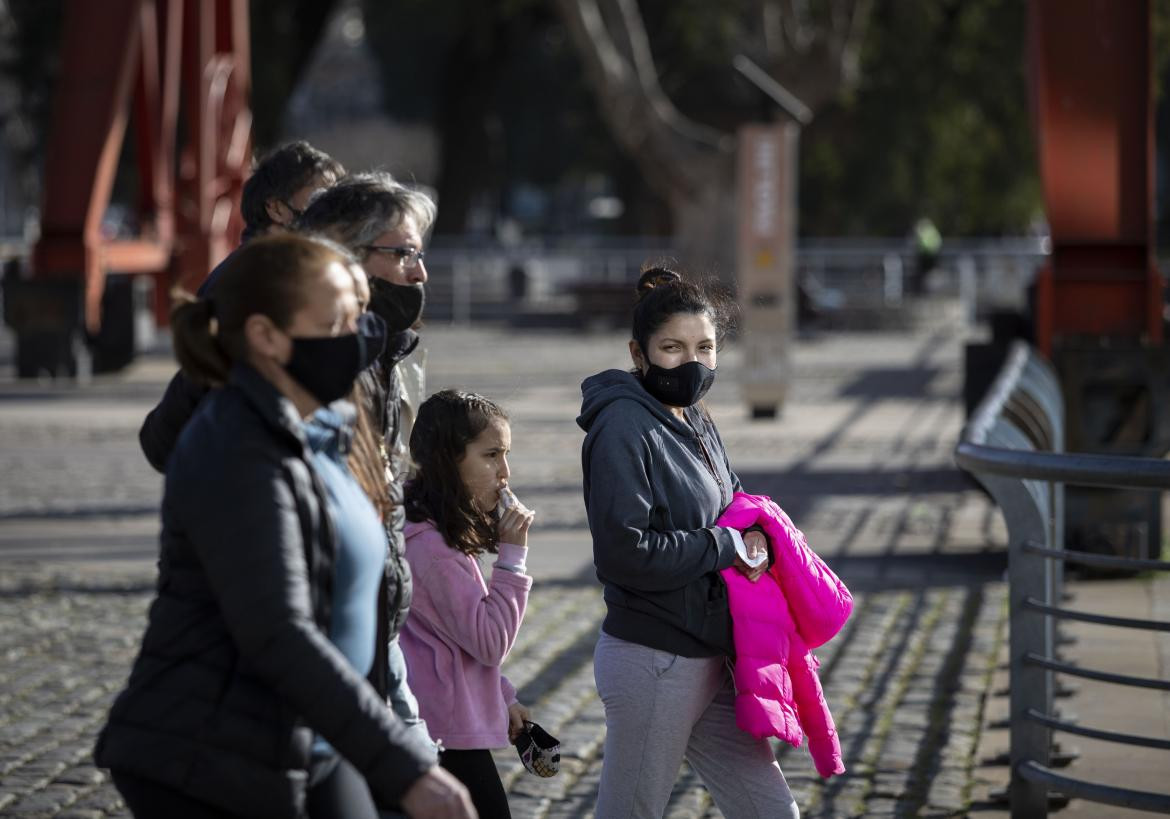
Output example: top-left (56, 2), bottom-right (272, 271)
top-left (0, 319), bottom-right (1162, 817)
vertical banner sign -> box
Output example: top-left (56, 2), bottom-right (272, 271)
top-left (737, 123), bottom-right (798, 417)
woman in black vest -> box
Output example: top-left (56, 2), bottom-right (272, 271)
top-left (96, 235), bottom-right (474, 819)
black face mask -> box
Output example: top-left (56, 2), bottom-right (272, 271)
top-left (285, 311), bottom-right (387, 405)
top-left (640, 359), bottom-right (717, 408)
top-left (367, 278), bottom-right (425, 335)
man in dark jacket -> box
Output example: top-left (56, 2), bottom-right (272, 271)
top-left (138, 140), bottom-right (343, 471)
top-left (295, 171), bottom-right (436, 746)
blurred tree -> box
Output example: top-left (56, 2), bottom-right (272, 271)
top-left (800, 0), bottom-right (1040, 237)
top-left (557, 0), bottom-right (1170, 241)
top-left (554, 0), bottom-right (870, 270)
top-left (7, 0), bottom-right (1170, 244)
top-left (1155, 0), bottom-right (1170, 248)
top-left (2, 0), bottom-right (63, 202)
top-left (362, 0), bottom-right (646, 236)
top-left (250, 0), bottom-right (340, 148)
top-left (363, 0), bottom-right (516, 235)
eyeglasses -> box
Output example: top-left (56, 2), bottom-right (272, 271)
top-left (365, 245), bottom-right (426, 268)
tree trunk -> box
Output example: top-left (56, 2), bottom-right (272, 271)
top-left (554, 0), bottom-right (870, 267)
top-left (666, 153), bottom-right (738, 282)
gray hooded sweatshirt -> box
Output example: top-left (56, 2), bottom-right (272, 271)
top-left (577, 369), bottom-right (741, 657)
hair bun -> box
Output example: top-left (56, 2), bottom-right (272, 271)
top-left (635, 266), bottom-right (682, 301)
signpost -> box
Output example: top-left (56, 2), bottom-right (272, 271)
top-left (733, 56), bottom-right (810, 419)
top-left (736, 122), bottom-right (799, 418)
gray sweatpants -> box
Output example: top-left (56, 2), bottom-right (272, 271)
top-left (593, 630), bottom-right (799, 819)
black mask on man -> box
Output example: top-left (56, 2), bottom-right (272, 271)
top-left (639, 359), bottom-right (716, 408)
top-left (285, 311), bottom-right (387, 405)
top-left (367, 278), bottom-right (425, 335)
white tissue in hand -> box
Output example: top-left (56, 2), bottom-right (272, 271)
top-left (496, 486), bottom-right (529, 518)
top-left (496, 487), bottom-right (514, 518)
top-left (735, 534), bottom-right (769, 568)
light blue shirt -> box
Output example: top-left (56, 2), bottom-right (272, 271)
top-left (303, 405), bottom-right (387, 755)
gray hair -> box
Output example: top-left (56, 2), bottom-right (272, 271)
top-left (294, 172), bottom-right (437, 260)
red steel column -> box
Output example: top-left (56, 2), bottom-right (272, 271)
top-left (32, 0), bottom-right (144, 332)
top-left (1029, 0), bottom-right (1161, 353)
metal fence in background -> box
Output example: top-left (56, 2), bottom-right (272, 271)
top-left (420, 236), bottom-right (1049, 325)
top-left (954, 341), bottom-right (1170, 817)
top-left (0, 234), bottom-right (1052, 328)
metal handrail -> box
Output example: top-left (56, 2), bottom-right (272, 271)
top-left (1024, 710), bottom-right (1170, 750)
top-left (1018, 761), bottom-right (1170, 813)
top-left (953, 442), bottom-right (1170, 490)
top-left (1022, 598), bottom-right (1170, 631)
top-left (1020, 540), bottom-right (1170, 572)
top-left (954, 340), bottom-right (1170, 817)
top-left (1023, 652), bottom-right (1170, 691)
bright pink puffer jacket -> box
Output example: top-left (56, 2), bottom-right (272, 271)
top-left (717, 492), bottom-right (852, 778)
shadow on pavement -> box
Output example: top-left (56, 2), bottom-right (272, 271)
top-left (831, 550), bottom-right (1006, 591)
top-left (736, 466), bottom-right (976, 501)
top-left (837, 366), bottom-right (943, 398)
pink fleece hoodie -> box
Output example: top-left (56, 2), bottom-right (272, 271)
top-left (717, 492), bottom-right (852, 778)
top-left (399, 519), bottom-right (532, 750)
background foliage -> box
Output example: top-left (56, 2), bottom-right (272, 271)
top-left (5, 0), bottom-right (1170, 239)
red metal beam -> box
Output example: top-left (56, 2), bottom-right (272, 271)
top-left (1029, 0), bottom-right (1162, 352)
top-left (172, 0), bottom-right (250, 298)
top-left (30, 0), bottom-right (252, 331)
top-left (33, 0), bottom-right (143, 331)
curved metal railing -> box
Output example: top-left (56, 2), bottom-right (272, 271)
top-left (954, 341), bottom-right (1170, 816)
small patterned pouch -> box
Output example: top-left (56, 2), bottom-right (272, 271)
top-left (512, 720), bottom-right (560, 778)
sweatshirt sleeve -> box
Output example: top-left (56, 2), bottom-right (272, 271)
top-left (501, 675), bottom-right (517, 706)
top-left (413, 541), bottom-right (533, 668)
top-left (585, 413), bottom-right (737, 593)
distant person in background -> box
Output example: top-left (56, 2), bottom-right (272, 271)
top-left (138, 140), bottom-right (344, 471)
top-left (911, 216), bottom-right (942, 296)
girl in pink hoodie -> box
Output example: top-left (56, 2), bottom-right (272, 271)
top-left (400, 390), bottom-right (537, 819)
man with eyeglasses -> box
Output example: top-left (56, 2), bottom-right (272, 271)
top-left (296, 172), bottom-right (434, 446)
top-left (294, 172), bottom-right (440, 795)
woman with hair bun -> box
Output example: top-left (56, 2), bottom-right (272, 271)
top-left (95, 234), bottom-right (475, 819)
top-left (577, 264), bottom-right (803, 817)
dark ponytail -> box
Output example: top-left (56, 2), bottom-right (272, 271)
top-left (631, 261), bottom-right (735, 354)
top-left (172, 296), bottom-right (231, 385)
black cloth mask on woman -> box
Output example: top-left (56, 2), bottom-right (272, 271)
top-left (367, 278), bottom-right (425, 335)
top-left (285, 311), bottom-right (387, 405)
top-left (640, 359), bottom-right (716, 408)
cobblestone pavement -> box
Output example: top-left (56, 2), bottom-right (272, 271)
top-left (0, 318), bottom-right (1012, 817)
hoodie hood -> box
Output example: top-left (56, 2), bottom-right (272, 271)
top-left (577, 369), bottom-right (694, 436)
top-left (403, 519), bottom-right (436, 541)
